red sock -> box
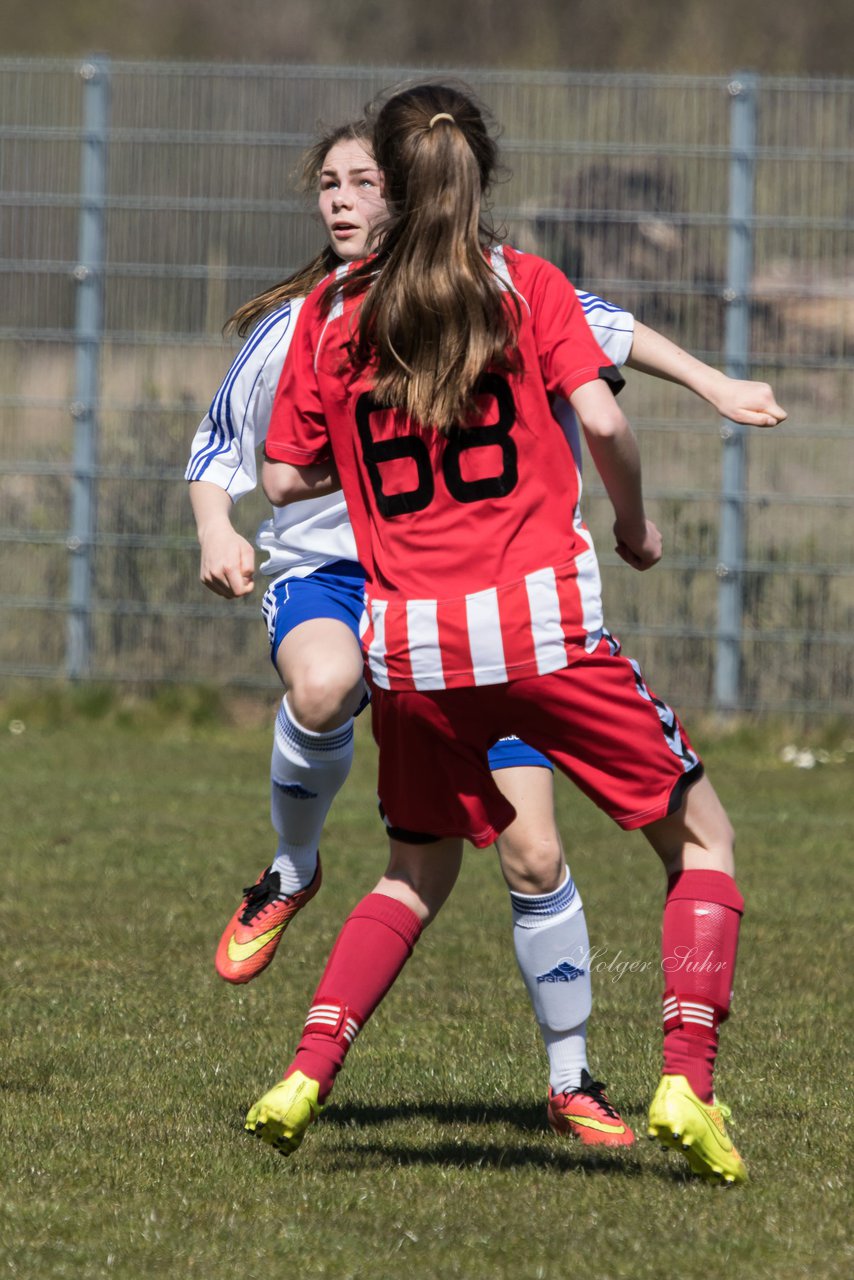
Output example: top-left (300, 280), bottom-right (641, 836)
top-left (285, 893), bottom-right (423, 1100)
top-left (661, 869), bottom-right (744, 1103)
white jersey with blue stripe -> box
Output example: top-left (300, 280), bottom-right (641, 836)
top-left (185, 298), bottom-right (358, 580)
top-left (554, 289), bottom-right (634, 469)
top-left (185, 287), bottom-right (633, 581)
top-left (562, 287), bottom-right (634, 433)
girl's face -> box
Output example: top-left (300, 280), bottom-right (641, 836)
top-left (318, 138), bottom-right (387, 262)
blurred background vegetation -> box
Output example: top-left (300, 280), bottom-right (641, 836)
top-left (2, 0), bottom-right (851, 76)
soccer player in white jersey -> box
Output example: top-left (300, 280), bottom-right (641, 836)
top-left (253, 84), bottom-right (785, 1184)
top-left (187, 118), bottom-right (785, 1163)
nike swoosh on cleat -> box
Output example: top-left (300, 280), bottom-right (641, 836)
top-left (700, 1115), bottom-right (734, 1153)
top-left (565, 1116), bottom-right (627, 1135)
top-left (685, 1099), bottom-right (734, 1153)
top-left (226, 924), bottom-right (286, 962)
top-left (655, 1091), bottom-right (735, 1155)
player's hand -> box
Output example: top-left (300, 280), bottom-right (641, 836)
top-left (613, 518), bottom-right (663, 571)
top-left (199, 526), bottom-right (256, 598)
top-left (711, 378), bottom-right (787, 428)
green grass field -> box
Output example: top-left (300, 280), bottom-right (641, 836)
top-left (2, 690), bottom-right (851, 1280)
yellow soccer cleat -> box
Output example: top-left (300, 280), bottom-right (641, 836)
top-left (244, 1071), bottom-right (325, 1156)
top-left (648, 1074), bottom-right (747, 1185)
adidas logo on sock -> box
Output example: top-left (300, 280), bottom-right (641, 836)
top-left (273, 781), bottom-right (319, 799)
top-left (536, 960), bottom-right (586, 984)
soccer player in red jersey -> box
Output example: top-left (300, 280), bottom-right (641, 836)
top-left (190, 121), bottom-right (639, 1145)
top-left (250, 85), bottom-right (783, 1182)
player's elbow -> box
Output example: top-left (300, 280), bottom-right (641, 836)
top-left (581, 402), bottom-right (629, 441)
top-left (570, 380), bottom-right (630, 441)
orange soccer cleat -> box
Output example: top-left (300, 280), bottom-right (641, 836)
top-left (215, 861), bottom-right (321, 984)
top-left (547, 1069), bottom-right (636, 1147)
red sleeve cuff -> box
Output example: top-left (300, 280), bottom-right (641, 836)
top-left (264, 438), bottom-right (329, 465)
top-left (562, 364), bottom-right (626, 398)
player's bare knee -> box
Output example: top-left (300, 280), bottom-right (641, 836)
top-left (289, 667), bottom-right (360, 732)
top-left (498, 834), bottom-right (564, 895)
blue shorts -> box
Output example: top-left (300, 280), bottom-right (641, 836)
top-left (487, 735), bottom-right (553, 773)
top-left (262, 560), bottom-right (367, 665)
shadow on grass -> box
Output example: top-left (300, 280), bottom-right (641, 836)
top-left (326, 1098), bottom-right (548, 1130)
top-left (238, 1098), bottom-right (711, 1181)
top-left (326, 1137), bottom-right (643, 1176)
top-left (236, 1097), bottom-right (712, 1183)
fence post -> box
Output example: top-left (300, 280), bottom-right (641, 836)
top-left (68, 54), bottom-right (110, 680)
top-left (714, 71), bottom-right (758, 714)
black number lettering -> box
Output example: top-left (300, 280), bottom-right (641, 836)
top-left (356, 374), bottom-right (518, 518)
top-left (442, 373), bottom-right (518, 504)
top-left (356, 393), bottom-right (434, 517)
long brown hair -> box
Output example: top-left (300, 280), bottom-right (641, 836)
top-left (340, 84), bottom-right (519, 432)
top-left (226, 119), bottom-right (371, 337)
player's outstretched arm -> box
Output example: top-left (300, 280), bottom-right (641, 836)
top-left (262, 455), bottom-right (341, 507)
top-left (570, 379), bottom-right (663, 572)
top-left (189, 480), bottom-right (256, 599)
top-left (626, 321), bottom-right (787, 427)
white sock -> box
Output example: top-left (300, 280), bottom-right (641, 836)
top-left (540, 1022), bottom-right (589, 1096)
top-left (269, 695), bottom-right (354, 896)
top-left (510, 869), bottom-right (593, 1094)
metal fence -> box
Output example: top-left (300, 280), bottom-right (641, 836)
top-left (1, 58), bottom-right (852, 714)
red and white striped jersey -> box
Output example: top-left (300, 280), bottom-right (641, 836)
top-left (266, 245), bottom-right (624, 691)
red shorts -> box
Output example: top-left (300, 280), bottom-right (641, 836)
top-left (370, 634), bottom-right (703, 847)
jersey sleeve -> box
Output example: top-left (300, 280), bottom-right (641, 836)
top-left (265, 292), bottom-right (333, 466)
top-left (528, 258), bottom-right (626, 398)
top-left (184, 304), bottom-right (298, 500)
top-left (574, 289), bottom-right (635, 368)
